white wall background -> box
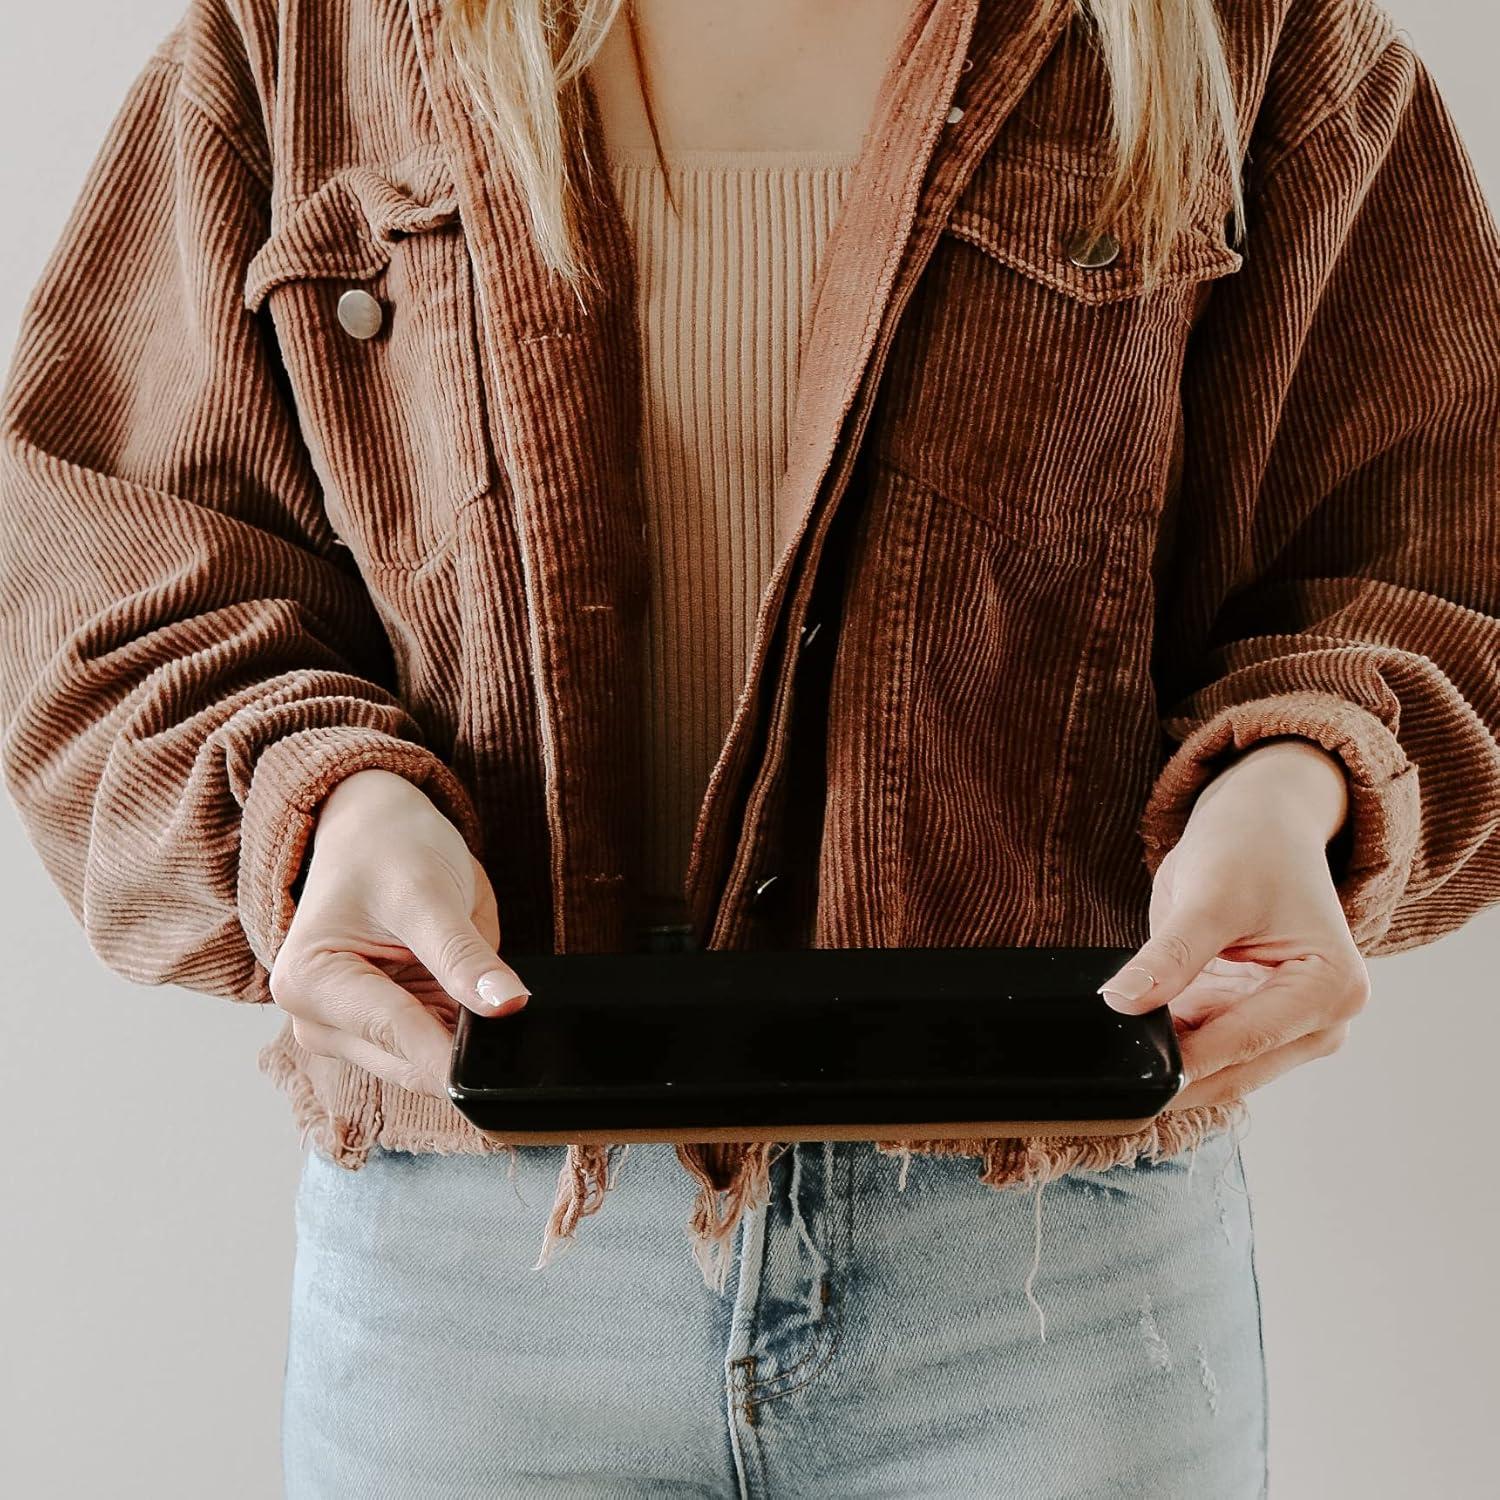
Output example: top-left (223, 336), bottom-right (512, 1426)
top-left (1, 3), bottom-right (1495, 1496)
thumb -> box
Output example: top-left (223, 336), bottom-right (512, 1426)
top-left (404, 902), bottom-right (532, 1018)
top-left (1098, 905), bottom-right (1234, 1014)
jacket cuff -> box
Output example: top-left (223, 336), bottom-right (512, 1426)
top-left (236, 726), bottom-right (485, 974)
top-left (1139, 689), bottom-right (1421, 950)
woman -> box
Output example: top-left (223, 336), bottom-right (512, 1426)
top-left (1, 0), bottom-right (1495, 1493)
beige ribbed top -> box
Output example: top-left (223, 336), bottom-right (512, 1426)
top-left (604, 145), bottom-right (859, 925)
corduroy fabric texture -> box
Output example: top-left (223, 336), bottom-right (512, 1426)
top-left (0, 0), bottom-right (1496, 1287)
top-left (604, 145), bottom-right (859, 924)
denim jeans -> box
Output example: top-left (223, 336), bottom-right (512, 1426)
top-left (281, 1121), bottom-right (1268, 1498)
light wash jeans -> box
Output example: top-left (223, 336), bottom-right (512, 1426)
top-left (281, 1124), bottom-right (1268, 1498)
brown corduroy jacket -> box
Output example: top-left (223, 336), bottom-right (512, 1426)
top-left (2, 0), bottom-right (1498, 1283)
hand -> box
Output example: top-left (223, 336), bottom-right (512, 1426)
top-left (1098, 739), bottom-right (1371, 1112)
top-left (266, 768), bottom-right (531, 1099)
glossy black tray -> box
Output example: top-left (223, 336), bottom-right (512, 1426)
top-left (448, 945), bottom-right (1183, 1144)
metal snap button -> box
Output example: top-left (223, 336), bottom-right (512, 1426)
top-left (337, 287), bottom-right (384, 339)
top-left (945, 104), bottom-right (965, 124)
top-left (1063, 228), bottom-right (1121, 269)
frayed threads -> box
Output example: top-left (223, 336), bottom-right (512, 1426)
top-left (885, 1143), bottom-right (915, 1191)
top-left (1025, 1175), bottom-right (1047, 1342)
top-left (870, 1099), bottom-right (1248, 1195)
top-left (867, 1102), bottom-right (1246, 1344)
top-left (519, 1104), bottom-right (1248, 1284)
top-left (675, 1141), bottom-right (783, 1293)
top-left (525, 1140), bottom-right (783, 1291)
top-left (531, 1143), bottom-right (618, 1271)
top-left (530, 1142), bottom-right (637, 1269)
top-left (258, 1029), bottom-right (381, 1168)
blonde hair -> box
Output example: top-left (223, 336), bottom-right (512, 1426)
top-left (436, 0), bottom-right (1245, 296)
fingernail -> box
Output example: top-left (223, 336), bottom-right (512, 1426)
top-left (476, 971), bottom-right (529, 1011)
top-left (1098, 966), bottom-right (1156, 1007)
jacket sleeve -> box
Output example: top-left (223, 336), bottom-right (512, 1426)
top-left (0, 21), bottom-right (484, 1004)
top-left (1139, 30), bottom-right (1500, 957)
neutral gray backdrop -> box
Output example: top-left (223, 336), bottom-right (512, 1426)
top-left (1, 3), bottom-right (1496, 1496)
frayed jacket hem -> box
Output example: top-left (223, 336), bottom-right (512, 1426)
top-left (259, 1015), bottom-right (1247, 1292)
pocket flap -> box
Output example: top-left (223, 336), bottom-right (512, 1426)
top-left (943, 150), bottom-right (1243, 305)
top-left (244, 149), bottom-right (462, 313)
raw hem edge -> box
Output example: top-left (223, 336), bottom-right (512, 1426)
top-left (255, 1025), bottom-right (518, 1169)
top-left (257, 1023), bottom-right (1248, 1292)
top-left (870, 1099), bottom-right (1250, 1189)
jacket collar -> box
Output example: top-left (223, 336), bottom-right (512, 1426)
top-left (406, 0), bottom-right (1076, 553)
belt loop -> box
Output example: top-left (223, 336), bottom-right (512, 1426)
top-left (787, 1144), bottom-right (830, 1304)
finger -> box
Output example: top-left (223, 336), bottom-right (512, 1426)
top-left (287, 954), bottom-right (457, 1097)
top-left (1168, 1021), bottom-right (1351, 1112)
top-left (1098, 903), bottom-right (1242, 1014)
top-left (1182, 948), bottom-right (1374, 1092)
top-left (394, 876), bottom-right (531, 1018)
top-left (327, 957), bottom-right (458, 1074)
top-left (1175, 959), bottom-right (1330, 1086)
top-left (1164, 960), bottom-right (1273, 1032)
top-left (293, 1012), bottom-right (451, 1100)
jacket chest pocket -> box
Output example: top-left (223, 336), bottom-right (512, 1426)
top-left (870, 148), bottom-right (1243, 551)
top-left (243, 153), bottom-right (494, 569)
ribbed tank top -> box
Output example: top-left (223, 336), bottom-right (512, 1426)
top-left (603, 145), bottom-right (859, 926)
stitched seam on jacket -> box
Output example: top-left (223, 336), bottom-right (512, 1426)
top-left (887, 483), bottom-right (933, 941)
top-left (141, 44), bottom-right (275, 195)
top-left (1036, 519), bottom-right (1138, 923)
top-left (179, 87), bottom-right (274, 193)
top-left (360, 504), bottom-right (477, 576)
top-left (871, 450), bottom-right (1126, 552)
top-left (1251, 32), bottom-right (1405, 188)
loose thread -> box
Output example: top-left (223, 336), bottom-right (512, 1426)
top-left (500, 1142), bottom-right (533, 1208)
top-left (1215, 1112), bottom-right (1251, 1199)
top-left (1024, 1171), bottom-right (1048, 1343)
top-left (606, 1142), bottom-right (633, 1191)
